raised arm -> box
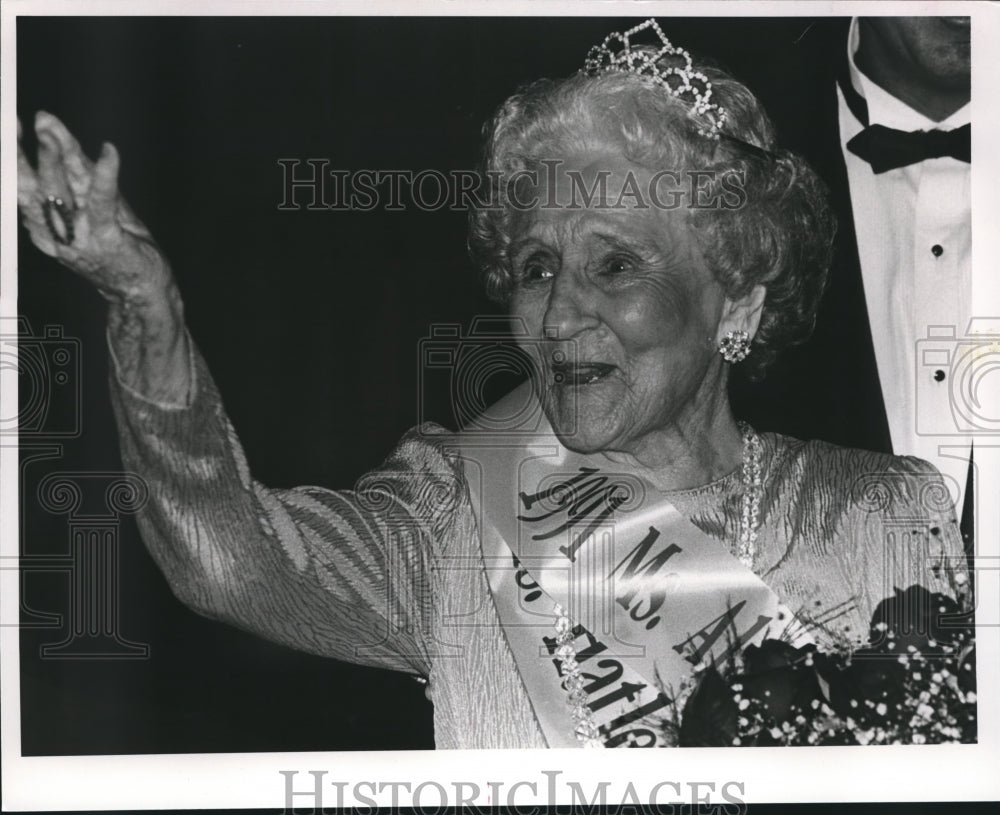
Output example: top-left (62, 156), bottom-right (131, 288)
top-left (109, 342), bottom-right (451, 676)
top-left (17, 112), bottom-right (451, 676)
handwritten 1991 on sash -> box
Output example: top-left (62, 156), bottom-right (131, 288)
top-left (461, 435), bottom-right (783, 748)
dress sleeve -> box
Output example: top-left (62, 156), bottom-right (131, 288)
top-left (108, 334), bottom-right (465, 678)
top-left (842, 450), bottom-right (972, 621)
top-left (758, 437), bottom-right (972, 646)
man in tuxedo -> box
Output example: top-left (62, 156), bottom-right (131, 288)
top-left (733, 16), bottom-right (973, 559)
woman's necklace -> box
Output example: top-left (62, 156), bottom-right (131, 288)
top-left (552, 422), bottom-right (764, 747)
top-left (737, 421), bottom-right (763, 569)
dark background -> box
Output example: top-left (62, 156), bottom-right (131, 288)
top-left (15, 15), bottom-right (846, 757)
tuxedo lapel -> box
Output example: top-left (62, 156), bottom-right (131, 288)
top-left (730, 19), bottom-right (894, 454)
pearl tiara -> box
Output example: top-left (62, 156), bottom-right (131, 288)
top-left (582, 18), bottom-right (728, 139)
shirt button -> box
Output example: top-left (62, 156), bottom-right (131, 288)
top-left (931, 244), bottom-right (944, 257)
top-left (934, 369), bottom-right (946, 382)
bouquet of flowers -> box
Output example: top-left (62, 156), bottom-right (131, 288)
top-left (659, 585), bottom-right (976, 746)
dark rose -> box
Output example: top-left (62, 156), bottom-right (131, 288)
top-left (868, 585), bottom-right (968, 653)
top-left (678, 665), bottom-right (738, 747)
top-left (822, 585), bottom-right (973, 717)
top-left (678, 641), bottom-right (825, 747)
top-left (738, 641), bottom-right (826, 731)
top-left (742, 639), bottom-right (814, 673)
top-left (821, 646), bottom-right (906, 716)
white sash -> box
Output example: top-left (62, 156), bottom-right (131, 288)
top-left (452, 386), bottom-right (783, 748)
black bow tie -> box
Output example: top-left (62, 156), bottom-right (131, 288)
top-left (838, 71), bottom-right (971, 174)
top-left (847, 124), bottom-right (970, 174)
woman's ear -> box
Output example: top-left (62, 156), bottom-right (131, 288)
top-left (716, 285), bottom-right (766, 343)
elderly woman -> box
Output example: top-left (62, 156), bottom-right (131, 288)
top-left (17, 20), bottom-right (967, 749)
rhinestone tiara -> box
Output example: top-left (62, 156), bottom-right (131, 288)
top-left (582, 18), bottom-right (727, 139)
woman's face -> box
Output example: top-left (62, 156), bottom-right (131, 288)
top-left (508, 153), bottom-right (736, 458)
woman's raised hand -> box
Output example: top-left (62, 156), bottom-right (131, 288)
top-left (17, 111), bottom-right (173, 305)
top-left (18, 111), bottom-right (191, 404)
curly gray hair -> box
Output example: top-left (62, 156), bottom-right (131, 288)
top-left (467, 58), bottom-right (837, 380)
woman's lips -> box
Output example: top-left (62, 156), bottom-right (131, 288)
top-left (551, 362), bottom-right (617, 386)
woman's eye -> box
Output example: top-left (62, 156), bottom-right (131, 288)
top-left (604, 257), bottom-right (633, 276)
top-left (522, 259), bottom-right (554, 282)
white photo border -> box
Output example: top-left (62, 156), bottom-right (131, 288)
top-left (2, 0), bottom-right (999, 810)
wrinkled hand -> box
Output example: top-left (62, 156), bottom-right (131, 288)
top-left (17, 111), bottom-right (172, 304)
top-left (18, 111), bottom-right (190, 404)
